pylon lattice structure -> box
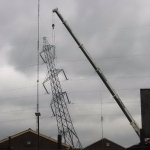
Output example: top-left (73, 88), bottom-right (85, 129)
top-left (40, 37), bottom-right (82, 149)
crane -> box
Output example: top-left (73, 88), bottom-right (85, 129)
top-left (53, 8), bottom-right (140, 138)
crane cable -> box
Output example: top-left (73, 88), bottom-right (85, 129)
top-left (52, 13), bottom-right (56, 58)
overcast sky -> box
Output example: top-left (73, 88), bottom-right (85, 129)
top-left (1, 0), bottom-right (150, 148)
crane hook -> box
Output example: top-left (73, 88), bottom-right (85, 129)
top-left (52, 24), bottom-right (55, 29)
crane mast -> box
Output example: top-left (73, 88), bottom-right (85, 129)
top-left (53, 8), bottom-right (140, 137)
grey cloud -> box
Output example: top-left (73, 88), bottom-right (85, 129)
top-left (0, 0), bottom-right (150, 148)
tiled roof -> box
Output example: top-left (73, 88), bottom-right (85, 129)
top-left (0, 128), bottom-right (70, 149)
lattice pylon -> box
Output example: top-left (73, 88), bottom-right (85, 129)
top-left (40, 37), bottom-right (82, 149)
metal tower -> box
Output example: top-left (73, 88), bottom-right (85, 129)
top-left (40, 37), bottom-right (82, 149)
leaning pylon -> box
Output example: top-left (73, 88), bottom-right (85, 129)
top-left (40, 37), bottom-right (82, 149)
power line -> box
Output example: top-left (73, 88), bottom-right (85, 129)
top-left (0, 102), bottom-right (140, 115)
top-left (1, 65), bottom-right (150, 82)
top-left (0, 87), bottom-right (142, 102)
top-left (0, 112), bottom-right (141, 124)
top-left (0, 52), bottom-right (150, 73)
top-left (55, 53), bottom-right (150, 63)
top-left (2, 22), bottom-right (150, 49)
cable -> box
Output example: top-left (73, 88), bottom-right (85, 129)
top-left (0, 101), bottom-right (141, 115)
top-left (64, 75), bottom-right (150, 81)
top-left (5, 64), bottom-right (150, 82)
top-left (1, 21), bottom-right (150, 50)
top-left (0, 112), bottom-right (141, 124)
top-left (1, 52), bottom-right (150, 73)
top-left (47, 21), bottom-right (150, 36)
top-left (15, 76), bottom-right (29, 133)
top-left (52, 13), bottom-right (55, 46)
top-left (55, 53), bottom-right (150, 63)
top-left (17, 33), bottom-right (37, 127)
top-left (74, 102), bottom-right (98, 143)
top-left (0, 87), bottom-right (142, 102)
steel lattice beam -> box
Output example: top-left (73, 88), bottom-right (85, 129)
top-left (40, 37), bottom-right (82, 149)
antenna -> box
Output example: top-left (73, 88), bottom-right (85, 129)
top-left (35, 1), bottom-right (41, 150)
top-left (36, 0), bottom-right (40, 132)
top-left (100, 89), bottom-right (104, 148)
top-left (100, 89), bottom-right (103, 139)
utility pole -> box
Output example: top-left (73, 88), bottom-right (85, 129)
top-left (35, 112), bottom-right (41, 150)
top-left (57, 134), bottom-right (62, 150)
top-left (35, 1), bottom-right (41, 150)
top-left (8, 136), bottom-right (11, 150)
top-left (36, 0), bottom-right (40, 132)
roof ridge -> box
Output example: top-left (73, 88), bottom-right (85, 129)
top-left (84, 137), bottom-right (125, 149)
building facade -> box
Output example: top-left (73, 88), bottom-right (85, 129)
top-left (0, 128), bottom-right (70, 150)
top-left (84, 138), bottom-right (125, 150)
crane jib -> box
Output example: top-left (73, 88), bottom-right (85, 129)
top-left (53, 8), bottom-right (140, 137)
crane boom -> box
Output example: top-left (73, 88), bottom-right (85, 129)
top-left (53, 8), bottom-right (140, 137)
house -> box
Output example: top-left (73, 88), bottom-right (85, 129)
top-left (126, 142), bottom-right (150, 150)
top-left (127, 144), bottom-right (150, 150)
top-left (84, 138), bottom-right (125, 150)
top-left (126, 138), bottom-right (150, 149)
top-left (0, 128), bottom-right (70, 150)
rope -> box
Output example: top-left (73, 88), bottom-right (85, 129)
top-left (52, 13), bottom-right (55, 46)
top-left (52, 12), bottom-right (58, 67)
